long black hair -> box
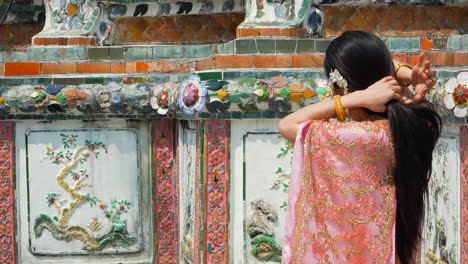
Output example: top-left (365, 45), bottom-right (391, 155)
top-left (324, 31), bottom-right (442, 263)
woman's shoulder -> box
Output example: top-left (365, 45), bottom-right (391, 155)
top-left (308, 118), bottom-right (392, 142)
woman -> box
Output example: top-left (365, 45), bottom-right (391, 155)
top-left (279, 31), bottom-right (441, 264)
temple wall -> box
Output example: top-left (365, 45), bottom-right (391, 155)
top-left (0, 0), bottom-right (467, 263)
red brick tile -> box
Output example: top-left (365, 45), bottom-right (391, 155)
top-left (42, 63), bottom-right (76, 74)
top-left (215, 55), bottom-right (254, 68)
top-left (125, 62), bottom-right (137, 73)
top-left (32, 37), bottom-right (44, 45)
top-left (176, 61), bottom-right (196, 72)
top-left (408, 53), bottom-right (421, 66)
top-left (237, 28), bottom-right (261, 38)
top-left (147, 61), bottom-right (163, 72)
top-left (57, 38), bottom-right (68, 46)
top-left (5, 62), bottom-right (41, 76)
top-left (392, 54), bottom-right (408, 63)
top-left (68, 38), bottom-right (81, 45)
top-left (427, 52), bottom-right (437, 66)
top-left (77, 62), bottom-right (110, 73)
top-left (310, 54), bottom-right (325, 67)
top-left (421, 38), bottom-right (433, 51)
top-left (43, 38), bottom-right (58, 45)
top-left (261, 28), bottom-right (281, 37)
top-left (161, 62), bottom-right (177, 72)
top-left (292, 54), bottom-right (314, 68)
top-left (196, 58), bottom-right (215, 71)
top-left (276, 55), bottom-right (293, 68)
top-left (136, 62), bottom-right (149, 72)
top-left (453, 52), bottom-right (468, 67)
top-left (111, 62), bottom-right (126, 73)
top-left (435, 52), bottom-right (454, 66)
top-left (254, 55), bottom-right (276, 68)
top-left (79, 37), bottom-right (96, 46)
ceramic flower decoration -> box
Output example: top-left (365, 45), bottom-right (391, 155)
top-left (443, 72), bottom-right (468, 117)
top-left (178, 75), bottom-right (207, 115)
top-left (314, 78), bottom-right (331, 99)
top-left (151, 82), bottom-right (174, 115)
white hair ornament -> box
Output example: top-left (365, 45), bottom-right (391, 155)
top-left (328, 69), bottom-right (349, 95)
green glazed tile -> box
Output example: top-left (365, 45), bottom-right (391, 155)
top-left (108, 47), bottom-right (124, 59)
top-left (198, 112), bottom-right (213, 119)
top-left (256, 39), bottom-right (276, 54)
top-left (242, 112), bottom-right (261, 119)
top-left (27, 48), bottom-right (57, 61)
top-left (255, 72), bottom-right (265, 79)
top-left (88, 47), bottom-right (109, 60)
top-left (0, 78), bottom-right (23, 86)
top-left (389, 38), bottom-right (409, 50)
top-left (230, 111), bottom-right (242, 119)
top-left (276, 40), bottom-right (297, 54)
top-left (447, 35), bottom-right (462, 50)
top-left (124, 47), bottom-right (149, 59)
top-left (264, 71), bottom-right (282, 78)
top-left (103, 77), bottom-right (122, 83)
top-left (236, 39), bottom-right (257, 54)
top-left (191, 45), bottom-right (212, 58)
top-left (409, 38), bottom-right (421, 50)
top-left (150, 75), bottom-right (170, 83)
top-left (275, 112), bottom-right (288, 118)
top-left (314, 39), bottom-right (332, 52)
top-left (216, 111), bottom-right (231, 119)
top-left (296, 40), bottom-right (315, 53)
top-left (61, 47), bottom-right (87, 60)
top-left (198, 72), bottom-right (222, 81)
top-left (53, 78), bottom-right (85, 85)
top-left (239, 72), bottom-right (257, 78)
top-left (85, 77), bottom-right (104, 84)
top-left (261, 111), bottom-right (276, 118)
top-left (223, 72), bottom-right (240, 79)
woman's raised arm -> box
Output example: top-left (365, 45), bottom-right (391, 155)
top-left (278, 76), bottom-right (401, 143)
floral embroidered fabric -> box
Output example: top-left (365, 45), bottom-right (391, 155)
top-left (282, 119), bottom-right (396, 264)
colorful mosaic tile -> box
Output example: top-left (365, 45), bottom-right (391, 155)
top-left (0, 122), bottom-right (15, 264)
top-left (0, 71), bottom-right (465, 123)
top-left (204, 120), bottom-right (229, 264)
top-left (461, 126), bottom-right (468, 264)
top-left (153, 119), bottom-right (179, 263)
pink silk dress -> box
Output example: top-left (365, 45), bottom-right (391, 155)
top-left (282, 119), bottom-right (397, 264)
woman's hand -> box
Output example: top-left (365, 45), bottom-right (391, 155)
top-left (357, 76), bottom-right (401, 112)
top-left (410, 53), bottom-right (436, 102)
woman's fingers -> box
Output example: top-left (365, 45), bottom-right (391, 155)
top-left (417, 53), bottom-right (425, 67)
top-left (392, 92), bottom-right (402, 101)
top-left (381, 76), bottom-right (396, 83)
top-left (424, 60), bottom-right (431, 70)
top-left (392, 85), bottom-right (402, 93)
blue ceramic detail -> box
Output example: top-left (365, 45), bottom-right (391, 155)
top-left (307, 11), bottom-right (322, 34)
top-left (201, 1), bottom-right (214, 13)
top-left (133, 4), bottom-right (148, 16)
top-left (157, 4), bottom-right (171, 15)
top-left (222, 0), bottom-right (234, 12)
top-left (46, 85), bottom-right (65, 95)
top-left (111, 5), bottom-right (127, 16)
top-left (176, 2), bottom-right (193, 15)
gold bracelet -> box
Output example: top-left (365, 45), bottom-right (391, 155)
top-left (333, 95), bottom-right (346, 121)
top-left (394, 63), bottom-right (413, 88)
